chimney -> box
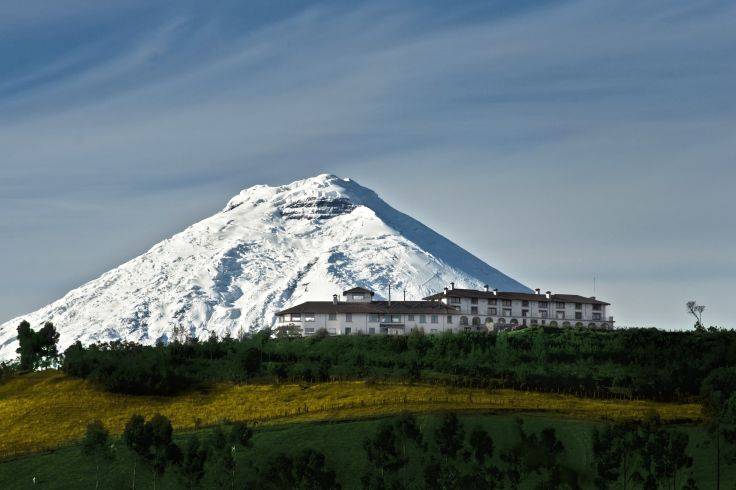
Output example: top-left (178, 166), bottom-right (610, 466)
top-left (493, 288), bottom-right (498, 296)
top-left (332, 294), bottom-right (338, 305)
top-left (535, 288), bottom-right (541, 295)
top-left (450, 282), bottom-right (455, 290)
top-left (545, 291), bottom-right (551, 299)
top-left (484, 284), bottom-right (489, 292)
top-left (444, 287), bottom-right (448, 295)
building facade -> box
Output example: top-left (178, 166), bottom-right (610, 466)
top-left (275, 287), bottom-right (461, 336)
top-left (276, 285), bottom-right (614, 336)
top-left (423, 283), bottom-right (614, 329)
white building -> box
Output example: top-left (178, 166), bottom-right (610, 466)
top-left (276, 284), bottom-right (614, 335)
top-left (275, 287), bottom-right (461, 336)
top-left (423, 283), bottom-right (614, 329)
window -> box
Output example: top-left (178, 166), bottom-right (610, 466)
top-left (522, 300), bottom-right (529, 307)
top-left (471, 298), bottom-right (478, 305)
top-left (470, 306), bottom-right (478, 314)
top-left (447, 315), bottom-right (453, 324)
top-left (290, 313), bottom-right (301, 321)
top-left (540, 310), bottom-right (548, 318)
top-left (593, 304), bottom-right (602, 311)
top-left (538, 302), bottom-right (548, 309)
top-left (489, 299), bottom-right (497, 305)
top-left (503, 308), bottom-right (512, 316)
top-left (344, 327), bottom-right (352, 335)
top-left (304, 327), bottom-right (315, 334)
top-left (531, 319), bottom-right (538, 326)
top-left (498, 318), bottom-right (506, 324)
top-left (472, 317), bottom-right (481, 326)
top-left (431, 315), bottom-right (438, 324)
top-left (510, 318), bottom-right (519, 325)
top-left (278, 316), bottom-right (285, 323)
top-left (489, 307), bottom-right (497, 315)
top-left (593, 313), bottom-right (602, 320)
top-left (431, 329), bottom-right (438, 333)
top-left (460, 316), bottom-right (469, 325)
top-left (328, 328), bottom-right (336, 334)
top-left (407, 314), bottom-right (415, 322)
top-left (353, 294), bottom-right (364, 300)
top-left (304, 313), bottom-right (315, 322)
top-left (450, 297), bottom-right (461, 304)
top-left (556, 302), bottom-right (565, 309)
top-left (328, 312), bottom-right (337, 321)
top-left (556, 311), bottom-right (565, 319)
top-left (419, 314), bottom-right (426, 323)
top-left (368, 313), bottom-right (380, 322)
top-left (502, 300), bottom-right (512, 306)
top-left (575, 312), bottom-right (582, 320)
top-left (522, 310), bottom-right (528, 317)
top-left (390, 315), bottom-right (401, 323)
top-left (575, 303), bottom-right (582, 310)
top-left (345, 313), bottom-right (353, 322)
top-left (369, 327), bottom-right (376, 334)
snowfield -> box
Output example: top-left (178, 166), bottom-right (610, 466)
top-left (0, 174), bottom-right (530, 360)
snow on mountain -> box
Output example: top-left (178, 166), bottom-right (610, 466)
top-left (0, 174), bottom-right (530, 360)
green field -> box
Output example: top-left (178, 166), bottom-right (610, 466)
top-left (0, 413), bottom-right (730, 489)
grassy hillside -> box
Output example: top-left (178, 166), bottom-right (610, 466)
top-left (0, 371), bottom-right (702, 458)
top-left (0, 414), bottom-right (729, 489)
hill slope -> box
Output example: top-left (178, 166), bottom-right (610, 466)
top-left (0, 174), bottom-right (529, 359)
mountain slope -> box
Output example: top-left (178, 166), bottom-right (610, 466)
top-left (0, 174), bottom-right (530, 360)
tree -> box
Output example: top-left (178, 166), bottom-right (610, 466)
top-left (209, 421), bottom-right (253, 489)
top-left (147, 414), bottom-right (181, 490)
top-left (686, 301), bottom-right (706, 331)
top-left (468, 428), bottom-right (494, 465)
top-left (700, 367), bottom-right (736, 489)
top-left (260, 449), bottom-right (340, 490)
top-left (81, 420), bottom-right (114, 490)
top-left (395, 412), bottom-right (424, 457)
top-left (177, 435), bottom-right (208, 489)
top-left (435, 412), bottom-right (465, 461)
top-left (15, 320), bottom-right (59, 370)
top-left (123, 415), bottom-right (152, 490)
top-left (363, 421), bottom-right (406, 479)
top-left (16, 321), bottom-right (34, 370)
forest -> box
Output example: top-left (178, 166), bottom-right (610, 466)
top-left (51, 325), bottom-right (736, 402)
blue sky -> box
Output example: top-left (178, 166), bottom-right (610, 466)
top-left (1, 0), bottom-right (734, 329)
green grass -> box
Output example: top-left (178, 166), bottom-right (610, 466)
top-left (0, 413), bottom-right (731, 489)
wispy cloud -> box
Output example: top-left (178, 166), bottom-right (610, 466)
top-left (1, 0), bottom-right (734, 327)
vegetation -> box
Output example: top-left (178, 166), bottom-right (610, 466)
top-left (15, 320), bottom-right (59, 371)
top-left (2, 413), bottom-right (734, 489)
top-left (0, 370), bottom-right (701, 458)
top-left (57, 326), bottom-right (736, 403)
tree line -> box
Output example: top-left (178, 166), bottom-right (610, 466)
top-left (44, 324), bottom-right (736, 402)
top-left (76, 411), bottom-right (711, 489)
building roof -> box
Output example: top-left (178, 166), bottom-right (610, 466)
top-left (277, 300), bottom-right (459, 316)
top-left (342, 287), bottom-right (375, 296)
top-left (423, 288), bottom-right (610, 305)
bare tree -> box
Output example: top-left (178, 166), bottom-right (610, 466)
top-left (686, 301), bottom-right (706, 330)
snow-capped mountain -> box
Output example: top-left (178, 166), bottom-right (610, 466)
top-left (0, 174), bottom-right (530, 360)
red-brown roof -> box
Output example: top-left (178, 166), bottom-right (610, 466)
top-left (423, 288), bottom-right (610, 305)
top-left (276, 300), bottom-right (459, 316)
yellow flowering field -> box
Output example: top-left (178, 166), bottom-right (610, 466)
top-left (0, 371), bottom-right (702, 458)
